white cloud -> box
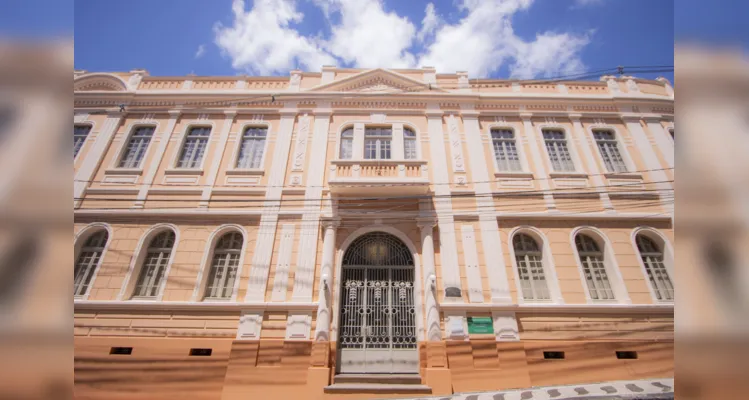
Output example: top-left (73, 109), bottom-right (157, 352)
top-left (195, 44), bottom-right (206, 59)
top-left (509, 31), bottom-right (591, 78)
top-left (213, 0), bottom-right (593, 78)
top-left (213, 0), bottom-right (335, 75)
top-left (320, 0), bottom-right (417, 69)
top-left (572, 0), bottom-right (604, 7)
top-left (417, 3), bottom-right (442, 43)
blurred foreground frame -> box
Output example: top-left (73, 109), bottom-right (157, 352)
top-left (675, 46), bottom-right (749, 399)
top-left (0, 40), bottom-right (74, 399)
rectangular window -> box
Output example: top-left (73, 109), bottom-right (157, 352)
top-left (364, 127), bottom-right (392, 160)
top-left (491, 129), bottom-right (521, 171)
top-left (403, 128), bottom-right (417, 160)
top-left (189, 348), bottom-right (213, 356)
top-left (517, 254), bottom-right (550, 300)
top-left (236, 127), bottom-right (267, 168)
top-left (110, 347), bottom-right (133, 355)
top-left (118, 126), bottom-right (155, 168)
top-left (580, 254), bottom-right (615, 300)
top-left (543, 130), bottom-right (574, 172)
top-left (74, 125), bottom-right (91, 158)
top-left (616, 351), bottom-right (638, 359)
top-left (543, 351), bottom-right (565, 359)
top-left (593, 130), bottom-right (627, 172)
top-left (177, 127), bottom-right (211, 168)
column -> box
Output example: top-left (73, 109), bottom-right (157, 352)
top-left (643, 116), bottom-right (674, 169)
top-left (245, 107), bottom-right (298, 302)
top-left (291, 107), bottom-right (332, 301)
top-left (426, 108), bottom-right (462, 300)
top-left (461, 110), bottom-right (512, 303)
top-left (622, 115), bottom-right (674, 216)
top-left (569, 114), bottom-right (614, 211)
top-left (418, 219), bottom-right (441, 341)
top-left (73, 110), bottom-right (123, 206)
top-left (135, 109), bottom-right (182, 207)
top-left (199, 109), bottom-right (237, 207)
top-left (520, 113), bottom-right (556, 210)
top-left (314, 218), bottom-right (339, 342)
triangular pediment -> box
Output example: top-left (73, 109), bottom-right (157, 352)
top-left (308, 68), bottom-right (446, 93)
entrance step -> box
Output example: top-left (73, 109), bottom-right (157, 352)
top-left (323, 383), bottom-right (432, 394)
top-left (325, 374), bottom-right (431, 394)
top-left (333, 374), bottom-right (423, 385)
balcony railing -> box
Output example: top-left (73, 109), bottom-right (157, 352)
top-left (328, 160), bottom-right (430, 194)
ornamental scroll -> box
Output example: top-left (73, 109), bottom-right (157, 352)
top-left (292, 113), bottom-right (311, 172)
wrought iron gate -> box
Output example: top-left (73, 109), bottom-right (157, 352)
top-left (338, 232), bottom-right (418, 374)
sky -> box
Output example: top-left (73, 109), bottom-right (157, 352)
top-left (3, 0), bottom-right (680, 82)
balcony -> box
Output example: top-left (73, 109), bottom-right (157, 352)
top-left (328, 160), bottom-right (430, 195)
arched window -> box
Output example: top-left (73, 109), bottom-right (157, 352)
top-left (237, 127), bottom-right (267, 168)
top-left (593, 130), bottom-right (627, 173)
top-left (74, 125), bottom-right (91, 158)
top-left (119, 126), bottom-right (155, 168)
top-left (513, 234), bottom-right (550, 300)
top-left (542, 129), bottom-right (574, 171)
top-left (74, 230), bottom-right (108, 297)
top-left (636, 234), bottom-right (674, 301)
top-left (204, 231), bottom-right (243, 300)
top-left (491, 128), bottom-right (521, 171)
top-left (339, 128), bottom-right (353, 159)
top-left (575, 234), bottom-right (615, 300)
top-left (364, 126), bottom-right (392, 160)
top-left (403, 128), bottom-right (417, 159)
top-left (177, 126), bottom-right (212, 168)
top-left (133, 230), bottom-right (175, 298)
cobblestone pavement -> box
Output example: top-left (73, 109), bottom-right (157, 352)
top-left (391, 378), bottom-right (674, 400)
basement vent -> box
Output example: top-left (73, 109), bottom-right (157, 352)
top-left (543, 351), bottom-right (565, 359)
top-left (616, 351), bottom-right (638, 359)
top-left (189, 348), bottom-right (213, 356)
top-left (110, 347), bottom-right (132, 355)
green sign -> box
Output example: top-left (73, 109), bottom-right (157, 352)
top-left (467, 316), bottom-right (493, 334)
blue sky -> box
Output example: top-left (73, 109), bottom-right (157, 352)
top-left (6, 0), bottom-right (678, 82)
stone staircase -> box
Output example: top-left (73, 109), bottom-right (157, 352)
top-left (324, 374), bottom-right (432, 394)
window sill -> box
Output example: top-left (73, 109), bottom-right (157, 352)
top-left (604, 172), bottom-right (644, 180)
top-left (164, 168), bottom-right (204, 176)
top-left (332, 159), bottom-right (427, 165)
top-left (130, 296), bottom-right (160, 301)
top-left (105, 168), bottom-right (143, 176)
top-left (226, 168), bottom-right (265, 176)
top-left (549, 172), bottom-right (588, 179)
top-left (494, 171), bottom-right (534, 179)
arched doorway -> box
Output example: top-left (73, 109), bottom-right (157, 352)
top-left (337, 232), bottom-right (418, 374)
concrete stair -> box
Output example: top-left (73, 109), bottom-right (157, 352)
top-left (324, 374), bottom-right (431, 394)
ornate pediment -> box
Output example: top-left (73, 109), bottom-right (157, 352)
top-left (308, 68), bottom-right (446, 93)
top-left (74, 73), bottom-right (129, 92)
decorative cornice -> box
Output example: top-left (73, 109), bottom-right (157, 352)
top-left (74, 300), bottom-right (319, 312)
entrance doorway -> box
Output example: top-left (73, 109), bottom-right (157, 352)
top-left (337, 232), bottom-right (418, 373)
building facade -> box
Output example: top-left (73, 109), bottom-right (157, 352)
top-left (73, 67), bottom-right (675, 399)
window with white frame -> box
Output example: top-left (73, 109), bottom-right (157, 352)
top-left (542, 129), bottom-right (575, 172)
top-left (133, 230), bottom-right (175, 298)
top-left (364, 126), bottom-right (392, 160)
top-left (593, 130), bottom-right (627, 173)
top-left (575, 234), bottom-right (615, 300)
top-left (74, 125), bottom-right (91, 158)
top-left (636, 234), bottom-right (674, 301)
top-left (177, 126), bottom-right (211, 168)
top-left (118, 126), bottom-right (155, 168)
top-left (74, 230), bottom-right (108, 297)
top-left (404, 127), bottom-right (417, 159)
top-left (236, 127), bottom-right (267, 169)
top-left (513, 234), bottom-right (550, 301)
top-left (491, 128), bottom-right (521, 171)
top-left (339, 128), bottom-right (353, 159)
top-left (204, 231), bottom-right (243, 300)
